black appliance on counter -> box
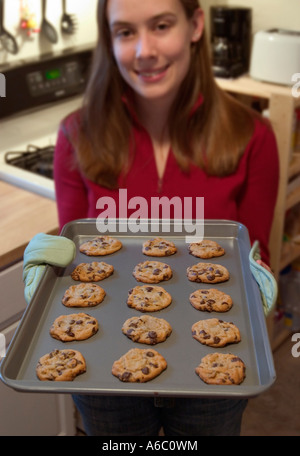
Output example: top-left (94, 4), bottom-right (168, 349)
top-left (0, 45), bottom-right (93, 119)
top-left (210, 6), bottom-right (252, 78)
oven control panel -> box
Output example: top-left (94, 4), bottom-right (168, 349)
top-left (26, 60), bottom-right (83, 98)
top-left (0, 47), bottom-right (92, 119)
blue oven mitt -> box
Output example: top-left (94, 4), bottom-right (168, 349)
top-left (249, 240), bottom-right (278, 316)
top-left (23, 233), bottom-right (76, 304)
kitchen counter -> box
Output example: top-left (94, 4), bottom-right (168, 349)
top-left (0, 181), bottom-right (58, 269)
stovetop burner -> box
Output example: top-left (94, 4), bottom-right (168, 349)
top-left (4, 145), bottom-right (54, 179)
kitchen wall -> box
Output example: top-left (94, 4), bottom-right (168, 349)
top-left (0, 0), bottom-right (98, 66)
top-left (1, 0), bottom-right (299, 68)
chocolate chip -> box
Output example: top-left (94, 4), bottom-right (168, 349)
top-left (147, 331), bottom-right (158, 344)
top-left (231, 357), bottom-right (241, 363)
top-left (142, 367), bottom-right (150, 374)
top-left (129, 322), bottom-right (138, 328)
top-left (121, 371), bottom-right (131, 381)
top-left (146, 351), bottom-right (155, 357)
top-left (87, 320), bottom-right (97, 325)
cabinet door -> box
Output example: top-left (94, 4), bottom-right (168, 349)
top-left (0, 380), bottom-right (75, 436)
top-left (0, 262), bottom-right (27, 326)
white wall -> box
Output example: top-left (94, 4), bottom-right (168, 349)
top-left (0, 0), bottom-right (98, 66)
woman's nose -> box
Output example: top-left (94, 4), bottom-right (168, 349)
top-left (136, 31), bottom-right (156, 59)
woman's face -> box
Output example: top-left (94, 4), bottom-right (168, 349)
top-left (106, 0), bottom-right (204, 106)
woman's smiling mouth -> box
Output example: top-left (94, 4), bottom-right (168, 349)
top-left (135, 65), bottom-right (170, 81)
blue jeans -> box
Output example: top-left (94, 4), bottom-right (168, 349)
top-left (73, 395), bottom-right (247, 436)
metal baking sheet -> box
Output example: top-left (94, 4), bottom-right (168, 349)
top-left (0, 219), bottom-right (276, 398)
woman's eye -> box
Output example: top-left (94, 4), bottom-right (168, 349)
top-left (156, 22), bottom-right (169, 31)
top-left (115, 29), bottom-right (133, 39)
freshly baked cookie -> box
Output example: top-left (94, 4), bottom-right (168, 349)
top-left (62, 283), bottom-right (106, 307)
top-left (71, 262), bottom-right (114, 282)
top-left (142, 238), bottom-right (177, 257)
top-left (189, 288), bottom-right (233, 313)
top-left (36, 349), bottom-right (86, 381)
top-left (195, 352), bottom-right (246, 385)
top-left (127, 285), bottom-right (172, 312)
top-left (187, 263), bottom-right (229, 284)
top-left (79, 236), bottom-right (122, 256)
top-left (112, 348), bottom-right (167, 383)
top-left (188, 240), bottom-right (225, 259)
top-left (50, 313), bottom-right (99, 342)
top-left (191, 318), bottom-right (241, 347)
top-left (133, 261), bottom-right (172, 284)
top-left (122, 315), bottom-right (172, 345)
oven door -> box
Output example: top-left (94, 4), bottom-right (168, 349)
top-left (0, 262), bottom-right (76, 436)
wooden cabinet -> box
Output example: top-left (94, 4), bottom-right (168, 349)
top-left (216, 75), bottom-right (300, 349)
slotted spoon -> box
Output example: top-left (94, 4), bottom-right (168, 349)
top-left (61, 0), bottom-right (77, 35)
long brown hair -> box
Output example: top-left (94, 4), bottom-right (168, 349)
top-left (69, 0), bottom-right (259, 189)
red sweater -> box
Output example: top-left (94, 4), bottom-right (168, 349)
top-left (54, 111), bottom-right (279, 264)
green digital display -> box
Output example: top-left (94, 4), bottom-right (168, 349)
top-left (45, 69), bottom-right (61, 80)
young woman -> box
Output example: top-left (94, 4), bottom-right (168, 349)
top-left (52, 0), bottom-right (279, 435)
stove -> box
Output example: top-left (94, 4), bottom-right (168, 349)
top-left (5, 145), bottom-right (55, 179)
top-left (0, 47), bottom-right (92, 199)
top-left (0, 97), bottom-right (80, 199)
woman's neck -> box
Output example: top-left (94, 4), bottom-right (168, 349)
top-left (134, 94), bottom-right (173, 142)
top-left (134, 95), bottom-right (172, 179)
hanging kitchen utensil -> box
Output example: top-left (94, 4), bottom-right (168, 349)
top-left (0, 0), bottom-right (19, 54)
top-left (41, 0), bottom-right (58, 44)
top-left (61, 0), bottom-right (77, 35)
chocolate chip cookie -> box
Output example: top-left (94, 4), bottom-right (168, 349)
top-left (122, 315), bottom-right (172, 345)
top-left (195, 352), bottom-right (246, 385)
top-left (133, 261), bottom-right (172, 283)
top-left (36, 349), bottom-right (86, 381)
top-left (79, 236), bottom-right (122, 256)
top-left (127, 285), bottom-right (172, 312)
top-left (189, 289), bottom-right (233, 313)
top-left (62, 283), bottom-right (106, 307)
top-left (142, 237), bottom-right (177, 257)
top-left (50, 313), bottom-right (99, 342)
top-left (191, 318), bottom-right (241, 347)
top-left (71, 262), bottom-right (114, 282)
top-left (188, 240), bottom-right (225, 259)
top-left (187, 263), bottom-right (229, 283)
top-left (112, 348), bottom-right (167, 383)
